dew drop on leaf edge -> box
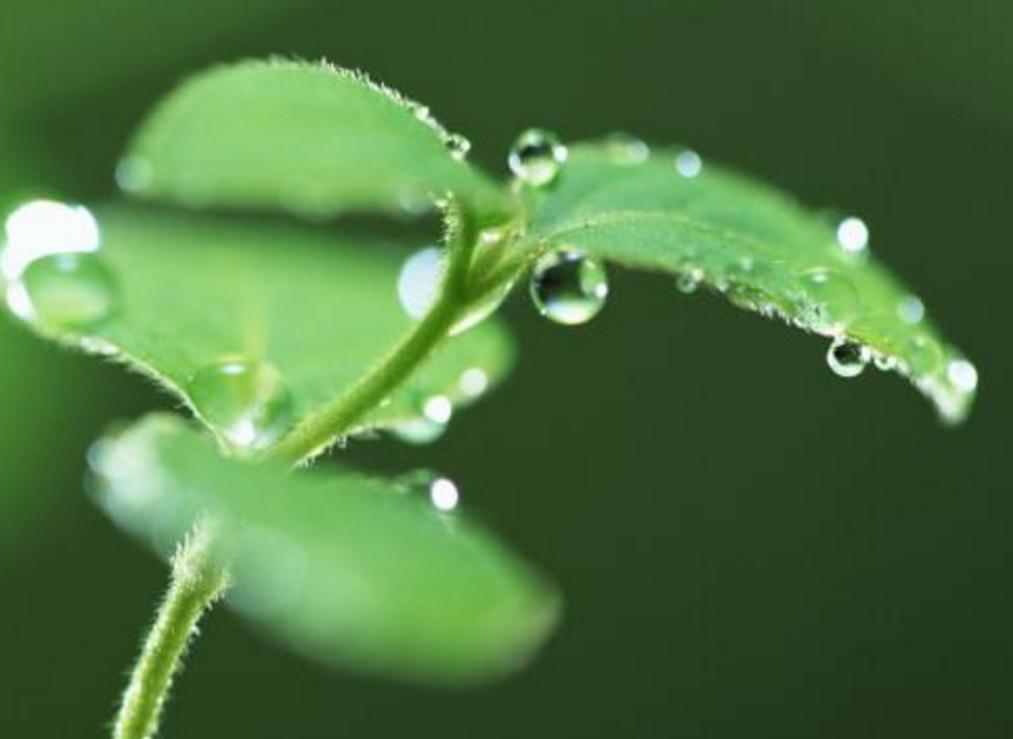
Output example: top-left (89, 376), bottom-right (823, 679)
top-left (826, 337), bottom-right (869, 378)
top-left (530, 249), bottom-right (609, 326)
top-left (508, 128), bottom-right (568, 187)
top-left (186, 359), bottom-right (295, 453)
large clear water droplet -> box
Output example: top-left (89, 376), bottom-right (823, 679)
top-left (529, 249), bottom-right (609, 325)
top-left (397, 246), bottom-right (443, 319)
top-left (445, 133), bottom-right (472, 162)
top-left (508, 129), bottom-right (568, 186)
top-left (800, 267), bottom-right (860, 333)
top-left (826, 337), bottom-right (869, 378)
top-left (187, 359), bottom-right (294, 453)
top-left (14, 252), bottom-right (118, 331)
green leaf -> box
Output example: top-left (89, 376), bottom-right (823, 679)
top-left (120, 59), bottom-right (512, 222)
top-left (1, 203), bottom-right (513, 452)
top-left (89, 414), bottom-right (559, 683)
top-left (516, 142), bottom-right (977, 423)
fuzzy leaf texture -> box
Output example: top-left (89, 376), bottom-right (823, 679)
top-left (0, 204), bottom-right (513, 453)
top-left (513, 143), bottom-right (977, 422)
top-left (89, 414), bottom-right (559, 683)
top-left (118, 59), bottom-right (513, 222)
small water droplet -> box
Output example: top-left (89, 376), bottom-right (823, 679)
top-left (826, 337), bottom-right (869, 378)
top-left (115, 157), bottom-right (153, 193)
top-left (873, 353), bottom-right (898, 371)
top-left (604, 132), bottom-right (650, 164)
top-left (529, 249), bottom-right (609, 325)
top-left (674, 149), bottom-right (703, 178)
top-left (946, 358), bottom-right (978, 393)
top-left (187, 359), bottom-right (294, 453)
top-left (897, 294), bottom-right (925, 325)
top-left (508, 129), bottom-right (568, 186)
top-left (429, 477), bottom-right (460, 512)
top-left (676, 269), bottom-right (702, 294)
top-left (836, 216), bottom-right (869, 254)
top-left (459, 367), bottom-right (490, 398)
top-left (397, 246), bottom-right (443, 319)
top-left (391, 417), bottom-right (447, 445)
top-left (445, 133), bottom-right (472, 162)
top-left (422, 394), bottom-right (453, 425)
top-left (800, 267), bottom-right (860, 333)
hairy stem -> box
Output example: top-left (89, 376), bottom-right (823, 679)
top-left (112, 527), bottom-right (228, 739)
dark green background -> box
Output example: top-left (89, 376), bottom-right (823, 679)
top-left (1, 1), bottom-right (1009, 736)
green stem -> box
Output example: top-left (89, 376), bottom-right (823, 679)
top-left (265, 288), bottom-right (462, 465)
top-left (112, 527), bottom-right (228, 739)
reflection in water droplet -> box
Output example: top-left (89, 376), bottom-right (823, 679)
top-left (604, 132), bottom-right (650, 164)
top-left (187, 359), bottom-right (294, 453)
top-left (836, 216), bottom-right (869, 254)
top-left (459, 367), bottom-right (489, 398)
top-left (397, 246), bottom-right (443, 319)
top-left (2, 199), bottom-right (100, 279)
top-left (391, 417), bottom-right (447, 445)
top-left (675, 149), bottom-right (703, 178)
top-left (445, 133), bottom-right (472, 162)
top-left (946, 359), bottom-right (978, 393)
top-left (897, 295), bottom-right (925, 325)
top-left (826, 337), bottom-right (869, 378)
top-left (801, 267), bottom-right (860, 334)
top-left (508, 129), bottom-right (568, 186)
top-left (429, 477), bottom-right (460, 512)
top-left (529, 249), bottom-right (609, 325)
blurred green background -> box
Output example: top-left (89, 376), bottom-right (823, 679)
top-left (1, 0), bottom-right (1009, 736)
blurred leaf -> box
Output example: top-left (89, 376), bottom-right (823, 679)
top-left (517, 143), bottom-right (977, 422)
top-left (1, 204), bottom-right (513, 452)
top-left (89, 414), bottom-right (559, 683)
top-left (121, 59), bottom-right (513, 221)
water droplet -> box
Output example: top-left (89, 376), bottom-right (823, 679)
top-left (115, 157), bottom-right (153, 193)
top-left (445, 133), bottom-right (472, 162)
top-left (397, 246), bottom-right (443, 319)
top-left (675, 149), bottom-right (703, 178)
top-left (391, 417), bottom-right (447, 445)
top-left (529, 249), bottom-right (609, 325)
top-left (429, 477), bottom-right (460, 512)
top-left (896, 294), bottom-right (925, 325)
top-left (826, 337), bottom-right (869, 378)
top-left (873, 353), bottom-right (898, 371)
top-left (2, 199), bottom-right (100, 279)
top-left (604, 132), bottom-right (650, 164)
top-left (676, 269), bottom-right (702, 294)
top-left (836, 216), bottom-right (869, 254)
top-left (800, 267), bottom-right (860, 333)
top-left (508, 129), bottom-right (568, 186)
top-left (187, 359), bottom-right (294, 453)
top-left (946, 358), bottom-right (978, 393)
top-left (459, 367), bottom-right (490, 398)
top-left (13, 251), bottom-right (118, 330)
top-left (423, 395), bottom-right (453, 425)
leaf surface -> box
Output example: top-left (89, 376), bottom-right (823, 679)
top-left (89, 415), bottom-right (558, 683)
top-left (121, 59), bottom-right (512, 221)
top-left (517, 143), bottom-right (977, 422)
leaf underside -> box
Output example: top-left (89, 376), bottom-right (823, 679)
top-left (90, 414), bottom-right (559, 683)
top-left (516, 144), bottom-right (976, 422)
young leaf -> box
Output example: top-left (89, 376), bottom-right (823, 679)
top-left (0, 203), bottom-right (513, 452)
top-left (119, 59), bottom-right (513, 222)
top-left (89, 414), bottom-right (559, 683)
top-left (513, 143), bottom-right (977, 422)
